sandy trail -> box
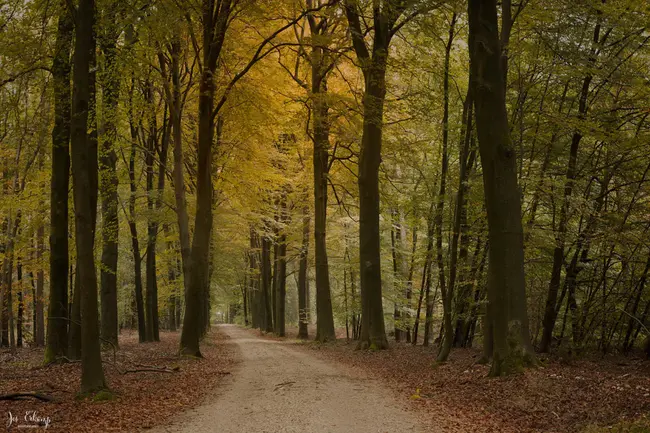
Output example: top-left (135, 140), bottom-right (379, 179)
top-left (152, 324), bottom-right (428, 433)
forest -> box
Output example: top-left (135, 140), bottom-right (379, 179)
top-left (1, 0), bottom-right (649, 432)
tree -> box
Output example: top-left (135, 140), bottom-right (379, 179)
top-left (179, 0), bottom-right (233, 357)
top-left (68, 0), bottom-right (106, 392)
top-left (98, 1), bottom-right (121, 348)
top-left (468, 0), bottom-right (535, 376)
top-left (45, 2), bottom-right (73, 363)
top-left (343, 0), bottom-right (419, 350)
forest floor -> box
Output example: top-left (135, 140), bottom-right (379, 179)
top-left (152, 324), bottom-right (429, 433)
top-left (0, 329), bottom-right (238, 432)
top-left (269, 326), bottom-right (650, 433)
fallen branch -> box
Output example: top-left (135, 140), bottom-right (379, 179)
top-left (0, 392), bottom-right (53, 402)
top-left (121, 366), bottom-right (180, 374)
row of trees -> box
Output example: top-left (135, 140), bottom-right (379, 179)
top-left (1, 0), bottom-right (649, 392)
top-left (235, 0), bottom-right (650, 371)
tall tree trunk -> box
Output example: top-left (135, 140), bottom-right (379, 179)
top-left (34, 226), bottom-right (45, 346)
top-left (436, 12), bottom-right (457, 363)
top-left (70, 0), bottom-right (106, 392)
top-left (17, 259), bottom-right (23, 347)
top-left (274, 196), bottom-right (288, 337)
top-left (127, 88), bottom-right (146, 343)
top-left (391, 211), bottom-right (401, 342)
top-left (45, 2), bottom-right (73, 363)
top-left (312, 73), bottom-right (336, 342)
top-left (451, 83), bottom-right (476, 348)
top-left (180, 0), bottom-right (233, 356)
top-left (68, 265), bottom-right (81, 359)
top-left (99, 7), bottom-right (120, 348)
top-left (167, 38), bottom-right (192, 307)
top-left (298, 206), bottom-right (310, 339)
top-left (468, 0), bottom-right (536, 376)
top-left (144, 80), bottom-right (161, 343)
top-left (261, 234), bottom-right (274, 333)
top-left (356, 53), bottom-right (389, 350)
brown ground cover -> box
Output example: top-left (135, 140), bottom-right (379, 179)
top-left (270, 326), bottom-right (650, 432)
top-left (0, 329), bottom-right (239, 432)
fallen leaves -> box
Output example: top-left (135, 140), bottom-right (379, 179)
top-left (272, 326), bottom-right (650, 433)
top-left (0, 329), bottom-right (240, 432)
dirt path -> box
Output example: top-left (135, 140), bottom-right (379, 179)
top-left (152, 325), bottom-right (429, 433)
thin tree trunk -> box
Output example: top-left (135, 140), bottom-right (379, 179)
top-left (127, 87), bottom-right (146, 343)
top-left (436, 12), bottom-right (456, 363)
top-left (68, 265), bottom-right (81, 359)
top-left (144, 80), bottom-right (160, 343)
top-left (17, 259), bottom-right (23, 347)
top-left (261, 234), bottom-right (274, 333)
top-left (34, 226), bottom-right (45, 346)
top-left (298, 206), bottom-right (310, 339)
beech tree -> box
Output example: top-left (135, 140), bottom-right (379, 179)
top-left (468, 0), bottom-right (535, 375)
top-left (68, 0), bottom-right (106, 391)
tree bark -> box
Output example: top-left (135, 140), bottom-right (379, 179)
top-left (298, 206), bottom-right (310, 339)
top-left (127, 85), bottom-right (146, 343)
top-left (98, 6), bottom-right (120, 348)
top-left (311, 61), bottom-right (336, 343)
top-left (274, 196), bottom-right (288, 337)
top-left (144, 80), bottom-right (161, 343)
top-left (436, 12), bottom-right (457, 363)
top-left (34, 226), bottom-right (45, 347)
top-left (180, 0), bottom-right (233, 357)
top-left (70, 0), bottom-right (106, 392)
top-left (261, 234), bottom-right (274, 333)
top-left (17, 260), bottom-right (23, 347)
top-left (468, 0), bottom-right (536, 376)
top-left (45, 2), bottom-right (73, 363)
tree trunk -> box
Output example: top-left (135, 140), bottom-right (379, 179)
top-left (298, 206), bottom-right (310, 339)
top-left (261, 235), bottom-right (274, 333)
top-left (435, 12), bottom-right (457, 363)
top-left (468, 0), bottom-right (536, 376)
top-left (16, 260), bottom-right (23, 347)
top-left (34, 226), bottom-right (45, 347)
top-left (45, 2), bottom-right (73, 362)
top-left (68, 266), bottom-right (81, 359)
top-left (391, 211), bottom-right (401, 342)
top-left (357, 56), bottom-right (389, 350)
top-left (144, 80), bottom-right (162, 343)
top-left (127, 89), bottom-right (146, 343)
top-left (167, 38), bottom-right (192, 307)
top-left (180, 0), bottom-right (233, 356)
top-left (99, 9), bottom-right (120, 348)
top-left (274, 195), bottom-right (288, 337)
top-left (451, 83), bottom-right (476, 348)
top-left (312, 71), bottom-right (336, 342)
top-left (70, 0), bottom-right (106, 392)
